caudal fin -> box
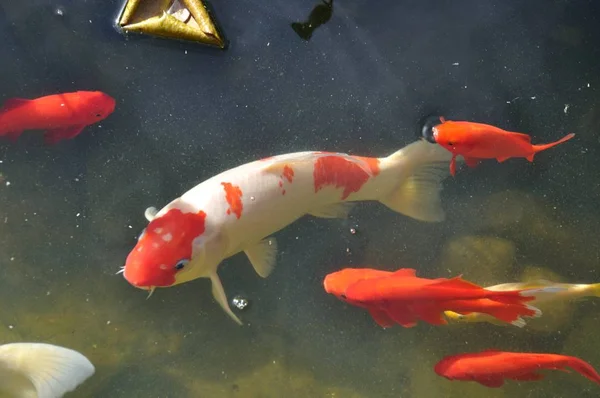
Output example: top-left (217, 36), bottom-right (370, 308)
top-left (530, 133), bottom-right (575, 158)
top-left (0, 342), bottom-right (95, 397)
top-left (379, 140), bottom-right (453, 222)
top-left (565, 356), bottom-right (600, 385)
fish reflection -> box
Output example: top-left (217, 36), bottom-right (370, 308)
top-left (291, 0), bottom-right (333, 41)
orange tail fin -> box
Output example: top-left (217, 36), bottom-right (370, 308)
top-left (565, 356), bottom-right (600, 385)
top-left (478, 303), bottom-right (540, 327)
top-left (531, 133), bottom-right (575, 155)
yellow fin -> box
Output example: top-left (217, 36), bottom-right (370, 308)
top-left (244, 237), bottom-right (278, 278)
top-left (210, 272), bottom-right (243, 325)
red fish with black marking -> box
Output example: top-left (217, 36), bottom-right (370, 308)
top-left (431, 117), bottom-right (575, 176)
top-left (435, 350), bottom-right (600, 388)
top-left (324, 268), bottom-right (561, 328)
top-left (122, 141), bottom-right (455, 324)
top-left (0, 91), bottom-right (115, 144)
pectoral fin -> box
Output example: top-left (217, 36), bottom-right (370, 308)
top-left (308, 202), bottom-right (355, 219)
top-left (496, 156), bottom-right (510, 163)
top-left (244, 237), bottom-right (278, 278)
top-left (44, 125), bottom-right (86, 145)
top-left (477, 377), bottom-right (505, 388)
top-left (210, 272), bottom-right (243, 325)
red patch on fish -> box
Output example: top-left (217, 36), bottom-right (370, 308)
top-left (221, 182), bottom-right (243, 219)
top-left (282, 165), bottom-right (294, 182)
top-left (353, 156), bottom-right (380, 176)
top-left (124, 209), bottom-right (207, 288)
top-left (0, 91), bottom-right (116, 144)
top-left (313, 156), bottom-right (374, 200)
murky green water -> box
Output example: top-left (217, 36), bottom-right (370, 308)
top-left (1, 1), bottom-right (599, 397)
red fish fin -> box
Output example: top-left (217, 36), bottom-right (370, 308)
top-left (43, 125), bottom-right (86, 145)
top-left (428, 277), bottom-right (483, 290)
top-left (478, 303), bottom-right (540, 327)
top-left (565, 356), bottom-right (600, 384)
top-left (410, 303), bottom-right (447, 326)
top-left (391, 268), bottom-right (417, 278)
top-left (439, 116), bottom-right (447, 123)
top-left (463, 156), bottom-right (481, 169)
top-left (386, 303), bottom-right (418, 328)
top-left (496, 156), bottom-right (510, 163)
top-left (510, 372), bottom-right (544, 381)
top-left (1, 98), bottom-right (31, 111)
top-left (3, 131), bottom-right (23, 142)
top-left (449, 156), bottom-right (457, 176)
top-left (477, 378), bottom-right (505, 388)
top-left (367, 307), bottom-right (395, 328)
top-left (507, 132), bottom-right (532, 142)
top-left (526, 153), bottom-right (535, 162)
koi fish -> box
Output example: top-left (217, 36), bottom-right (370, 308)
top-left (122, 140), bottom-right (454, 324)
top-left (435, 350), bottom-right (600, 388)
top-left (0, 342), bottom-right (95, 397)
top-left (327, 268), bottom-right (562, 328)
top-left (429, 117), bottom-right (575, 176)
top-left (0, 91), bottom-right (116, 144)
top-left (444, 279), bottom-right (600, 326)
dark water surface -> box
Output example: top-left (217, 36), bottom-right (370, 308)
top-left (0, 0), bottom-right (599, 397)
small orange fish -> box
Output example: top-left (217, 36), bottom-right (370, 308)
top-left (0, 91), bottom-right (115, 144)
top-left (431, 117), bottom-right (575, 176)
top-left (435, 350), bottom-right (600, 388)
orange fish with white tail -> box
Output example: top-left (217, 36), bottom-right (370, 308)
top-left (435, 350), bottom-right (600, 388)
top-left (324, 267), bottom-right (565, 328)
top-left (428, 117), bottom-right (575, 176)
top-left (122, 140), bottom-right (453, 324)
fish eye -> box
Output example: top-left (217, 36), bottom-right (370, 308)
top-left (340, 294), bottom-right (347, 300)
top-left (448, 141), bottom-right (455, 146)
top-left (95, 113), bottom-right (102, 117)
top-left (418, 114), bottom-right (443, 143)
top-left (174, 259), bottom-right (189, 270)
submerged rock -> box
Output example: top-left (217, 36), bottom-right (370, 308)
top-left (438, 235), bottom-right (516, 285)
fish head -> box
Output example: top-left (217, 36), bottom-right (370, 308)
top-left (123, 208), bottom-right (208, 292)
top-left (323, 268), bottom-right (391, 302)
top-left (78, 91), bottom-right (116, 123)
top-left (433, 355), bottom-right (462, 378)
top-left (432, 120), bottom-right (473, 154)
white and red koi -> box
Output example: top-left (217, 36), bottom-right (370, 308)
top-left (122, 140), bottom-right (453, 324)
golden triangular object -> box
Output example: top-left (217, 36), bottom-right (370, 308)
top-left (117, 0), bottom-right (226, 49)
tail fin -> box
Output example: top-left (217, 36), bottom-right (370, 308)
top-left (0, 342), bottom-right (95, 397)
top-left (531, 133), bottom-right (575, 157)
top-left (486, 286), bottom-right (567, 305)
top-left (565, 356), bottom-right (600, 385)
top-left (379, 140), bottom-right (453, 222)
top-left (585, 283), bottom-right (600, 298)
top-left (482, 303), bottom-right (541, 328)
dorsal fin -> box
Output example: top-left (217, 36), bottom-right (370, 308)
top-left (427, 276), bottom-right (483, 290)
top-left (1, 98), bottom-right (31, 111)
top-left (391, 268), bottom-right (417, 278)
top-left (508, 132), bottom-right (532, 142)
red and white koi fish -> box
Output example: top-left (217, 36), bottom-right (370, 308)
top-left (0, 91), bottom-right (115, 144)
top-left (122, 140), bottom-right (453, 324)
top-left (0, 342), bottom-right (95, 397)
